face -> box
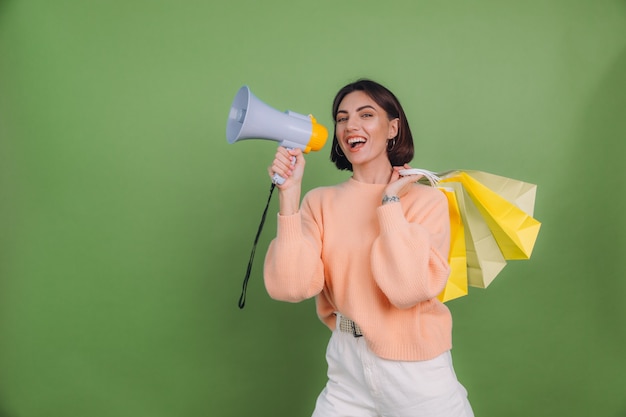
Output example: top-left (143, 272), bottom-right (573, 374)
top-left (335, 91), bottom-right (399, 170)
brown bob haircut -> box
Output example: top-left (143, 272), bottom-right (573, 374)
top-left (330, 79), bottom-right (414, 171)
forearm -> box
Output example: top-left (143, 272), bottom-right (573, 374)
top-left (278, 185), bottom-right (301, 216)
top-left (371, 202), bottom-right (451, 308)
top-left (263, 213), bottom-right (324, 302)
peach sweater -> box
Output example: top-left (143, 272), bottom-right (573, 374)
top-left (263, 177), bottom-right (452, 361)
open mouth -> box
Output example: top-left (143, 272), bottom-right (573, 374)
top-left (347, 137), bottom-right (367, 149)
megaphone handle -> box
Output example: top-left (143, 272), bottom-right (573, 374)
top-left (272, 172), bottom-right (286, 185)
top-left (271, 147), bottom-right (296, 185)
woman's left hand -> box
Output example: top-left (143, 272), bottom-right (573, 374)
top-left (383, 164), bottom-right (423, 200)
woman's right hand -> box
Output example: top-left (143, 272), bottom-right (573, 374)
top-left (268, 146), bottom-right (305, 189)
top-left (268, 147), bottom-right (305, 215)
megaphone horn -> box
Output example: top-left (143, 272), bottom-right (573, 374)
top-left (226, 86), bottom-right (328, 185)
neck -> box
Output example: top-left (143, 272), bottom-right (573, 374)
top-left (351, 161), bottom-right (393, 184)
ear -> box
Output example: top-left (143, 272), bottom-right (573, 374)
top-left (388, 118), bottom-right (399, 139)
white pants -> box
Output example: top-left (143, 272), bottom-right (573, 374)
top-left (312, 316), bottom-right (474, 417)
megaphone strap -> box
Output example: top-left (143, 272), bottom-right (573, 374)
top-left (238, 182), bottom-right (276, 309)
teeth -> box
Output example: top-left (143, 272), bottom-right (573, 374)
top-left (348, 137), bottom-right (366, 145)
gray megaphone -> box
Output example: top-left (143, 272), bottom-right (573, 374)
top-left (226, 85), bottom-right (328, 185)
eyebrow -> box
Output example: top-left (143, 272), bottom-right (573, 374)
top-left (336, 105), bottom-right (377, 114)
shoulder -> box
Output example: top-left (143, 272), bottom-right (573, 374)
top-left (403, 183), bottom-right (449, 218)
top-left (303, 182), bottom-right (347, 201)
top-left (408, 183), bottom-right (446, 202)
top-left (304, 184), bottom-right (337, 200)
top-left (301, 184), bottom-right (344, 211)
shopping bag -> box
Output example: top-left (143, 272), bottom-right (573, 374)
top-left (439, 171), bottom-right (541, 260)
top-left (437, 187), bottom-right (468, 303)
top-left (443, 181), bottom-right (507, 288)
top-left (455, 170), bottom-right (538, 216)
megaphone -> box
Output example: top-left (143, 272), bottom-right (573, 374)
top-left (226, 85), bottom-right (328, 185)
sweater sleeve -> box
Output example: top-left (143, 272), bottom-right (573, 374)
top-left (370, 189), bottom-right (451, 309)
top-left (263, 196), bottom-right (325, 303)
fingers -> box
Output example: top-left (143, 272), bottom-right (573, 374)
top-left (268, 147), bottom-right (304, 185)
top-left (386, 165), bottom-right (423, 198)
top-left (394, 164), bottom-right (424, 182)
top-left (272, 148), bottom-right (293, 176)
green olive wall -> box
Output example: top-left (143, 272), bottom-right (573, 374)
top-left (1, 1), bottom-right (625, 416)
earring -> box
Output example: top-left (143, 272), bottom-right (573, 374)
top-left (387, 138), bottom-right (397, 151)
top-left (335, 142), bottom-right (345, 157)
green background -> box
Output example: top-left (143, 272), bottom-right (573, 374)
top-left (1, 0), bottom-right (625, 416)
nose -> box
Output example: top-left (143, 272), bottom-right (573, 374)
top-left (345, 115), bottom-right (359, 131)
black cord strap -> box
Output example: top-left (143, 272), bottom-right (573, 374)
top-left (238, 182), bottom-right (276, 309)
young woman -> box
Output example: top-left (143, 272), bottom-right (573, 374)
top-left (264, 79), bottom-right (473, 417)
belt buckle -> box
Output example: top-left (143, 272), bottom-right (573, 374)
top-left (351, 321), bottom-right (363, 338)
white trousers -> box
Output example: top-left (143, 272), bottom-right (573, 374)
top-left (312, 316), bottom-right (474, 417)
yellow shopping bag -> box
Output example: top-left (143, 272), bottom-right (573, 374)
top-left (443, 182), bottom-right (507, 289)
top-left (456, 170), bottom-right (538, 217)
top-left (440, 171), bottom-right (541, 260)
top-left (437, 187), bottom-right (468, 303)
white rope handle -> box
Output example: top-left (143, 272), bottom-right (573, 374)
top-left (399, 168), bottom-right (441, 187)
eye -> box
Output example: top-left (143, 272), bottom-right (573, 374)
top-left (361, 112), bottom-right (373, 118)
top-left (336, 115), bottom-right (348, 123)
